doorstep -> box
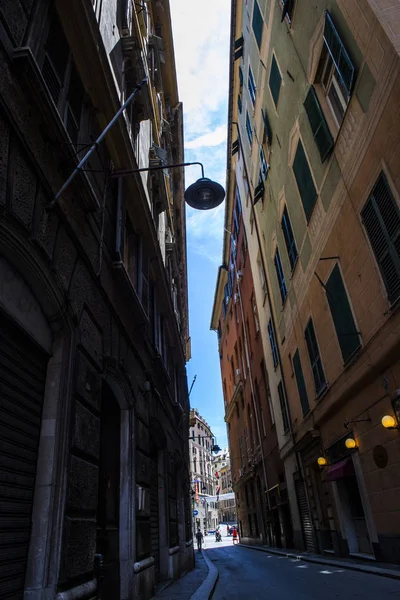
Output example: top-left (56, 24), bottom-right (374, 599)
top-left (240, 544), bottom-right (400, 581)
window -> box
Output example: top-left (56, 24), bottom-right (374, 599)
top-left (261, 108), bottom-right (272, 145)
top-left (277, 381), bottom-right (290, 433)
top-left (258, 253), bottom-right (267, 296)
top-left (280, 0), bottom-right (295, 23)
top-left (315, 11), bottom-right (355, 127)
top-left (248, 65), bottom-right (256, 106)
top-left (124, 218), bottom-right (140, 289)
top-left (234, 34), bottom-right (244, 61)
top-left (304, 86), bottom-right (333, 162)
top-left (41, 11), bottom-right (84, 145)
top-left (304, 319), bottom-right (326, 395)
top-left (274, 248), bottom-right (287, 304)
top-left (293, 139), bottom-right (317, 222)
top-left (238, 95), bottom-right (242, 113)
top-left (246, 112), bottom-right (253, 145)
top-left (362, 172), bottom-right (400, 303)
top-left (261, 359), bottom-right (274, 425)
top-left (281, 206), bottom-right (298, 269)
top-left (244, 426), bottom-right (250, 456)
top-left (251, 294), bottom-right (260, 333)
top-left (325, 265), bottom-right (360, 362)
top-left (239, 436), bottom-right (243, 467)
top-left (252, 1), bottom-right (263, 49)
top-left (292, 350), bottom-right (310, 416)
top-left (260, 146), bottom-right (269, 180)
top-left (268, 320), bottom-right (278, 368)
top-left (269, 55), bottom-right (282, 108)
top-left (254, 174), bottom-right (265, 205)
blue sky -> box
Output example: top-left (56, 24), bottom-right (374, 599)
top-left (170, 0), bottom-right (231, 447)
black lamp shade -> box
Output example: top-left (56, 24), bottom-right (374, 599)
top-left (184, 178), bottom-right (225, 210)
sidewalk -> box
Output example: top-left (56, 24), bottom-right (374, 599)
top-left (152, 546), bottom-right (218, 600)
top-left (240, 543), bottom-right (400, 580)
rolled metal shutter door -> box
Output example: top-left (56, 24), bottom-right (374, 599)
top-left (294, 478), bottom-right (315, 552)
top-left (0, 315), bottom-right (48, 599)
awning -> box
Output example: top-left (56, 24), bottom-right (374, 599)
top-left (327, 457), bottom-right (355, 482)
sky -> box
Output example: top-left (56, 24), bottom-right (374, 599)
top-left (169, 0), bottom-right (231, 448)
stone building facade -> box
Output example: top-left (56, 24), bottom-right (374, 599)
top-left (0, 1), bottom-right (193, 599)
top-left (220, 0), bottom-right (400, 564)
top-left (188, 408), bottom-right (218, 533)
top-left (212, 450), bottom-right (236, 524)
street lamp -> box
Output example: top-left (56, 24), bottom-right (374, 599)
top-left (188, 434), bottom-right (221, 454)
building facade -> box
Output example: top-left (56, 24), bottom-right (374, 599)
top-left (189, 409), bottom-right (219, 532)
top-left (0, 1), bottom-right (193, 598)
top-left (212, 449), bottom-right (236, 524)
top-left (221, 0), bottom-right (400, 564)
top-left (211, 176), bottom-right (293, 547)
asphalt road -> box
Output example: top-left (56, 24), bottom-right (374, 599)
top-left (203, 539), bottom-right (400, 600)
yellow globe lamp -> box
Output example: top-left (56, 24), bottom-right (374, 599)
top-left (317, 457), bottom-right (328, 467)
top-left (382, 415), bottom-right (397, 429)
top-left (345, 437), bottom-right (356, 449)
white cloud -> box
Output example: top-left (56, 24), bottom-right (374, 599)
top-left (170, 0), bottom-right (230, 138)
top-left (186, 126), bottom-right (227, 150)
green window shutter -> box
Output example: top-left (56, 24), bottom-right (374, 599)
top-left (281, 206), bottom-right (297, 269)
top-left (252, 1), bottom-right (263, 49)
top-left (281, 0), bottom-right (295, 23)
top-left (239, 66), bottom-right (243, 87)
top-left (261, 108), bottom-right (272, 145)
top-left (254, 178), bottom-right (264, 205)
top-left (269, 55), bottom-right (282, 107)
top-left (278, 382), bottom-right (289, 433)
top-left (324, 11), bottom-right (355, 99)
top-left (246, 111), bottom-right (253, 145)
top-left (304, 86), bottom-right (333, 163)
top-left (293, 350), bottom-right (309, 416)
top-left (293, 140), bottom-right (317, 221)
top-left (234, 35), bottom-right (244, 61)
top-left (325, 265), bottom-right (360, 363)
top-left (304, 319), bottom-right (326, 395)
top-left (361, 172), bottom-right (400, 303)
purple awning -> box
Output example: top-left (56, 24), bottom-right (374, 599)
top-left (327, 457), bottom-right (355, 482)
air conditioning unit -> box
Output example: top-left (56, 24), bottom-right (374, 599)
top-left (236, 270), bottom-right (243, 281)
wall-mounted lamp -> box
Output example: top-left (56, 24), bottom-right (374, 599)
top-left (317, 457), bottom-right (328, 467)
top-left (345, 437), bottom-right (357, 449)
top-left (51, 74), bottom-right (225, 211)
top-left (381, 415), bottom-right (399, 430)
top-left (184, 177), bottom-right (225, 210)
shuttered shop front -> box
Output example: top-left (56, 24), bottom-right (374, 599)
top-left (0, 315), bottom-right (48, 598)
top-left (294, 478), bottom-right (315, 552)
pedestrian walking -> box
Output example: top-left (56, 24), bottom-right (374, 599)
top-left (196, 528), bottom-right (204, 552)
top-left (232, 526), bottom-right (239, 545)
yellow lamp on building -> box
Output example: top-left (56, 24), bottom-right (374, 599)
top-left (345, 437), bottom-right (356, 449)
top-left (317, 457), bottom-right (328, 467)
top-left (381, 415), bottom-right (398, 430)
